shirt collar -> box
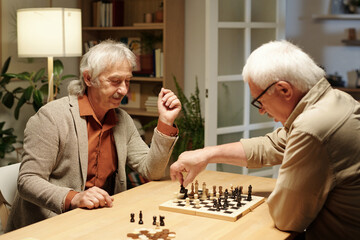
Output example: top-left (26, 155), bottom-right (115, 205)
top-left (78, 94), bottom-right (118, 127)
top-left (284, 78), bottom-right (331, 130)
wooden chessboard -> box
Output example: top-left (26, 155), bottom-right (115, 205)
top-left (159, 190), bottom-right (265, 222)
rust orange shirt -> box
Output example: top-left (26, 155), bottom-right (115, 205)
top-left (78, 94), bottom-right (118, 193)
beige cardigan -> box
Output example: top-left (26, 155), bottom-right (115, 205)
top-left (6, 95), bottom-right (177, 232)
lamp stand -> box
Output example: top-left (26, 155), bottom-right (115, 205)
top-left (47, 56), bottom-right (54, 102)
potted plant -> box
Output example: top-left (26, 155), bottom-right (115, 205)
top-left (0, 57), bottom-right (76, 165)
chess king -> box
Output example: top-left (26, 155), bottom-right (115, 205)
top-left (170, 40), bottom-right (360, 240)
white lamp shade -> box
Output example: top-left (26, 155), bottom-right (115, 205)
top-left (17, 8), bottom-right (82, 58)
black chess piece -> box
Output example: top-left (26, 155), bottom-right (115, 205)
top-left (138, 211), bottom-right (143, 224)
top-left (130, 213), bottom-right (135, 223)
top-left (183, 189), bottom-right (189, 199)
top-left (213, 199), bottom-right (217, 208)
top-left (153, 216), bottom-right (157, 225)
top-left (159, 215), bottom-right (165, 226)
top-left (180, 184), bottom-right (186, 193)
top-left (247, 185), bottom-right (252, 201)
top-left (237, 194), bottom-right (242, 207)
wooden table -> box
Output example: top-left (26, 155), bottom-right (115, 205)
top-left (0, 170), bottom-right (295, 240)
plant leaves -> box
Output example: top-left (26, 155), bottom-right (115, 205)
top-left (53, 59), bottom-right (64, 76)
top-left (14, 96), bottom-right (26, 120)
top-left (32, 89), bottom-right (43, 111)
top-left (23, 86), bottom-right (34, 101)
top-left (33, 68), bottom-right (46, 82)
top-left (1, 57), bottom-right (11, 75)
top-left (12, 87), bottom-right (24, 94)
top-left (2, 92), bottom-right (14, 108)
top-left (39, 84), bottom-right (48, 95)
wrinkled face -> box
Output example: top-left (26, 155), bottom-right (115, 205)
top-left (88, 60), bottom-right (133, 112)
top-left (248, 80), bottom-right (290, 125)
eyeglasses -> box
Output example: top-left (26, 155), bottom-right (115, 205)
top-left (251, 82), bottom-right (277, 109)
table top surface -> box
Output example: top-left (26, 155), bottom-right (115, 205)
top-left (0, 170), bottom-right (295, 240)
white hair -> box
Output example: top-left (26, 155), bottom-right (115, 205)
top-left (68, 39), bottom-right (136, 96)
top-left (242, 40), bottom-right (325, 93)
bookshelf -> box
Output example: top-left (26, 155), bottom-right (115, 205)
top-left (78, 0), bottom-right (184, 143)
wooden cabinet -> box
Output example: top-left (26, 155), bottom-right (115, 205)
top-left (78, 0), bottom-right (184, 143)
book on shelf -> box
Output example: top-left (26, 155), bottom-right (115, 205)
top-left (92, 0), bottom-right (124, 27)
top-left (145, 96), bottom-right (158, 112)
top-left (120, 83), bottom-right (140, 108)
top-left (83, 40), bottom-right (99, 53)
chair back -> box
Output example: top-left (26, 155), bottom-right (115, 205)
top-left (0, 163), bottom-right (20, 231)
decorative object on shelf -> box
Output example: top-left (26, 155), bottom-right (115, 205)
top-left (16, 8), bottom-right (82, 102)
top-left (342, 0), bottom-right (360, 13)
top-left (347, 28), bottom-right (357, 40)
top-left (144, 13), bottom-right (153, 23)
top-left (154, 1), bottom-right (164, 23)
top-left (331, 0), bottom-right (346, 14)
top-left (356, 69), bottom-right (360, 88)
top-left (326, 72), bottom-right (345, 87)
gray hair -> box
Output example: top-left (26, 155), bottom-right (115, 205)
top-left (68, 39), bottom-right (136, 96)
top-left (242, 40), bottom-right (325, 93)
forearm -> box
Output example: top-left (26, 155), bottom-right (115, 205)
top-left (204, 142), bottom-right (248, 167)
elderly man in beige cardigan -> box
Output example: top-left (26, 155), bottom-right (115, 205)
top-left (6, 40), bottom-right (181, 232)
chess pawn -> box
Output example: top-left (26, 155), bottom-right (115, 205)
top-left (201, 188), bottom-right (207, 200)
top-left (194, 193), bottom-right (198, 200)
top-left (195, 199), bottom-right (201, 209)
top-left (202, 182), bottom-right (206, 192)
top-left (195, 180), bottom-right (199, 195)
top-left (219, 186), bottom-right (223, 196)
top-left (189, 183), bottom-right (195, 197)
top-left (213, 185), bottom-right (216, 195)
top-left (185, 197), bottom-right (190, 207)
top-left (216, 192), bottom-right (220, 199)
top-left (209, 190), bottom-right (214, 200)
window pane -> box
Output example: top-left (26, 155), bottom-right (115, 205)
top-left (251, 28), bottom-right (276, 52)
top-left (218, 0), bottom-right (245, 22)
top-left (251, 0), bottom-right (276, 22)
top-left (217, 131), bottom-right (244, 174)
top-left (249, 128), bottom-right (274, 138)
top-left (218, 81), bottom-right (244, 128)
top-left (218, 29), bottom-right (244, 75)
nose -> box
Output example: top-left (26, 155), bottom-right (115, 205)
top-left (117, 82), bottom-right (128, 95)
top-left (258, 107), bottom-right (266, 115)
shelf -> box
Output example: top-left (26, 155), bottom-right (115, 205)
top-left (124, 108), bottom-right (158, 117)
top-left (341, 39), bottom-right (360, 46)
top-left (82, 24), bottom-right (164, 31)
top-left (131, 77), bottom-right (163, 82)
top-left (312, 14), bottom-right (360, 20)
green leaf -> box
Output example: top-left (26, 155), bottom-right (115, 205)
top-left (61, 74), bottom-right (77, 81)
top-left (14, 97), bottom-right (26, 120)
top-left (2, 92), bottom-right (14, 108)
top-left (0, 75), bottom-right (12, 86)
top-left (12, 87), bottom-right (24, 94)
top-left (32, 89), bottom-right (43, 111)
top-left (53, 59), bottom-right (64, 76)
top-left (23, 86), bottom-right (34, 100)
top-left (39, 84), bottom-right (48, 95)
top-left (0, 122), bottom-right (5, 130)
top-left (15, 72), bottom-right (31, 81)
top-left (1, 57), bottom-right (11, 75)
top-left (33, 68), bottom-right (46, 82)
top-left (0, 91), bottom-right (3, 99)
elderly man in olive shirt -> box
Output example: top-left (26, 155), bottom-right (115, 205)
top-left (170, 40), bottom-right (360, 240)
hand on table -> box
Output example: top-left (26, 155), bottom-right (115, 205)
top-left (170, 148), bottom-right (209, 187)
top-left (70, 186), bottom-right (114, 210)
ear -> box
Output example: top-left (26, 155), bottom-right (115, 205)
top-left (275, 81), bottom-right (293, 100)
top-left (83, 71), bottom-right (92, 87)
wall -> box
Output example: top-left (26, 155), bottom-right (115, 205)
top-left (286, 0), bottom-right (360, 87)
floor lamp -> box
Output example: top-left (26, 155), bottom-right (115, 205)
top-left (17, 8), bottom-right (82, 102)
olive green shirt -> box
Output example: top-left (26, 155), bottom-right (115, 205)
top-left (241, 78), bottom-right (360, 240)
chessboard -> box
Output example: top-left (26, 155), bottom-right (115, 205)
top-left (159, 181), bottom-right (265, 222)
